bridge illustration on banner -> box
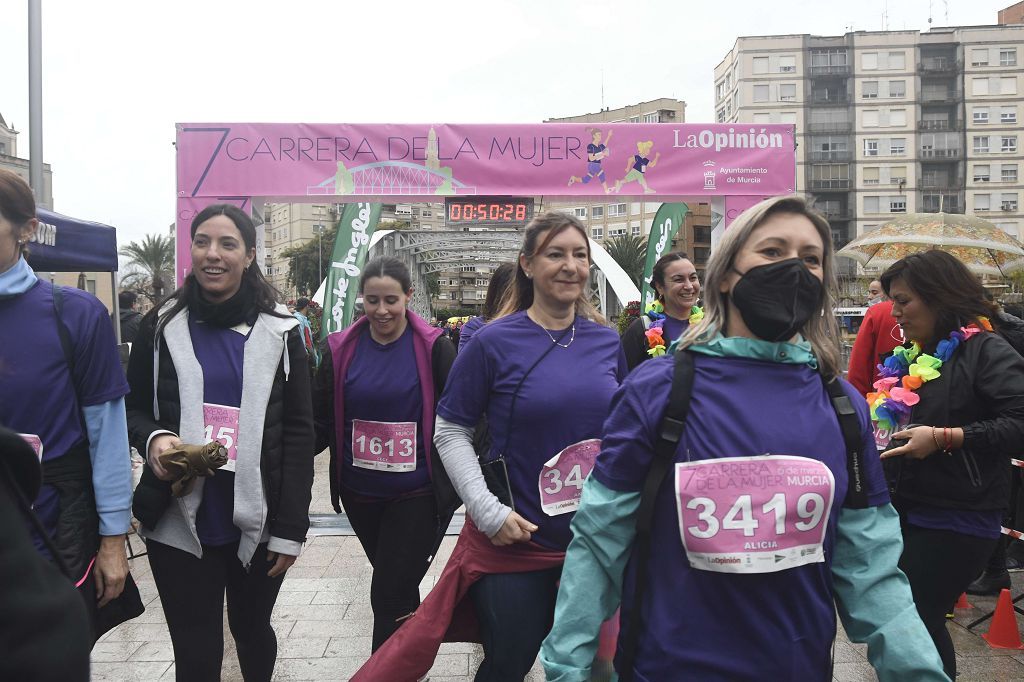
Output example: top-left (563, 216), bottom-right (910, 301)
top-left (307, 160), bottom-right (478, 196)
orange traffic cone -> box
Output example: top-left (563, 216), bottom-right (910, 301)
top-left (983, 589), bottom-right (1024, 650)
top-left (956, 592), bottom-right (973, 610)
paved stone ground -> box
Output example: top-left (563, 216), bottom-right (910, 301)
top-left (95, 454), bottom-right (1024, 681)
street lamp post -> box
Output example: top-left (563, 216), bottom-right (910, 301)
top-left (313, 206), bottom-right (326, 293)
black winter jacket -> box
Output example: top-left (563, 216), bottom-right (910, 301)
top-left (892, 331), bottom-right (1024, 511)
top-left (125, 313), bottom-right (314, 544)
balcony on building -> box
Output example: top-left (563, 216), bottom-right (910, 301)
top-left (920, 85), bottom-right (963, 104)
top-left (919, 146), bottom-right (962, 160)
top-left (808, 150), bottom-right (853, 162)
top-left (808, 48), bottom-right (850, 78)
top-left (917, 118), bottom-right (963, 131)
top-left (809, 177), bottom-right (852, 191)
top-left (917, 57), bottom-right (962, 74)
top-left (920, 169), bottom-right (965, 191)
top-left (809, 87), bottom-right (850, 106)
top-left (920, 192), bottom-right (965, 214)
top-left (808, 119), bottom-right (853, 134)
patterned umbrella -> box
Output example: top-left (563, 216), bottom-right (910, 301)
top-left (836, 212), bottom-right (1024, 277)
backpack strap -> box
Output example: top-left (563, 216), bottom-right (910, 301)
top-left (820, 371), bottom-right (869, 509)
top-left (619, 350), bottom-right (695, 682)
top-left (51, 285), bottom-right (76, 374)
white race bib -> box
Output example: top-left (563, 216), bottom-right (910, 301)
top-left (203, 403), bottom-right (239, 473)
top-left (675, 455), bottom-right (835, 574)
top-left (351, 420), bottom-right (417, 472)
top-left (538, 439), bottom-right (601, 516)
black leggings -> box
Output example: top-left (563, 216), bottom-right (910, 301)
top-left (899, 522), bottom-right (997, 679)
top-left (340, 489), bottom-right (439, 651)
top-left (147, 539), bottom-right (285, 682)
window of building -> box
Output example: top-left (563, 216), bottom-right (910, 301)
top-left (1003, 165), bottom-right (1019, 183)
top-left (864, 196), bottom-right (880, 213)
top-left (973, 78), bottom-right (990, 96)
top-left (573, 207), bottom-right (587, 218)
top-left (779, 55), bottom-right (796, 72)
top-left (1002, 136), bottom-right (1018, 153)
top-left (630, 202), bottom-right (642, 215)
top-left (1002, 194), bottom-right (1019, 211)
top-left (632, 224), bottom-right (641, 237)
top-left (976, 194), bottom-right (992, 211)
top-left (780, 112), bottom-right (797, 124)
top-left (974, 108), bottom-right (990, 124)
top-left (422, 210), bottom-right (431, 217)
top-left (609, 225), bottom-right (627, 237)
top-left (862, 52), bottom-right (878, 70)
top-left (591, 206), bottom-right (604, 219)
top-left (608, 203), bottom-right (627, 217)
top-left (975, 165), bottom-right (991, 182)
top-left (864, 139), bottom-right (879, 156)
top-left (1002, 107), bottom-right (1018, 123)
top-left (888, 80), bottom-right (906, 98)
top-left (890, 109), bottom-right (907, 127)
top-left (863, 110), bottom-right (879, 127)
top-left (974, 136), bottom-right (991, 153)
top-left (889, 52), bottom-right (905, 70)
top-left (890, 138), bottom-right (906, 155)
top-left (779, 84), bottom-right (796, 101)
top-left (891, 166), bottom-right (907, 184)
top-left (716, 109), bottom-right (726, 123)
top-left (862, 81), bottom-right (879, 98)
top-left (972, 48), bottom-right (990, 66)
top-left (1001, 49), bottom-right (1017, 67)
top-left (1002, 77), bottom-right (1018, 95)
top-left (753, 56), bottom-right (769, 74)
top-left (998, 222), bottom-right (1019, 238)
top-left (753, 85), bottom-right (769, 102)
top-left (753, 112), bottom-right (771, 124)
top-left (864, 167), bottom-right (880, 184)
top-left (591, 227), bottom-right (603, 239)
top-left (890, 197), bottom-right (906, 213)
top-left (642, 112), bottom-right (660, 123)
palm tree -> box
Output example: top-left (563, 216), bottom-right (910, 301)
top-left (603, 234), bottom-right (648, 289)
top-left (119, 233), bottom-right (175, 303)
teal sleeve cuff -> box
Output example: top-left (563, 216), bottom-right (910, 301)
top-left (83, 399), bottom-right (133, 536)
top-left (540, 478), bottom-right (640, 682)
top-left (832, 504), bottom-right (950, 682)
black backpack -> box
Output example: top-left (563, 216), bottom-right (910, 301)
top-left (618, 350), bottom-right (868, 681)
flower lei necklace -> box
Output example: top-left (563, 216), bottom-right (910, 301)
top-left (867, 317), bottom-right (993, 431)
top-left (643, 300), bottom-right (704, 358)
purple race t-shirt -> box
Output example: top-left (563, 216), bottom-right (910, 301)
top-left (341, 325), bottom-right (430, 498)
top-left (189, 315), bottom-right (246, 546)
top-left (437, 311), bottom-right (627, 550)
top-left (593, 353), bottom-right (888, 681)
top-left (660, 314), bottom-right (689, 347)
top-left (458, 316), bottom-right (485, 352)
top-left (0, 281), bottom-right (128, 547)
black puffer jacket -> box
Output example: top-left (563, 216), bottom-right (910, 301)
top-left (893, 331), bottom-right (1024, 511)
top-left (125, 313), bottom-right (314, 543)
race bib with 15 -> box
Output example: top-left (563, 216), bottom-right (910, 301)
top-left (873, 412), bottom-right (909, 451)
top-left (351, 420), bottom-right (417, 472)
top-left (675, 455), bottom-right (836, 574)
top-left (538, 439), bottom-right (601, 516)
top-left (203, 403), bottom-right (239, 473)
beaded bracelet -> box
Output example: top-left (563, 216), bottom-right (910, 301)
top-left (932, 427), bottom-right (943, 453)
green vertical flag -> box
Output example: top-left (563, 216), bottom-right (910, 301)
top-left (640, 203), bottom-right (689, 310)
top-left (321, 202), bottom-right (382, 340)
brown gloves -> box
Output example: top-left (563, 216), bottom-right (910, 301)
top-left (158, 442), bottom-right (230, 497)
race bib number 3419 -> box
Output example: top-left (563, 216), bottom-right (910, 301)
top-left (675, 455), bottom-right (835, 574)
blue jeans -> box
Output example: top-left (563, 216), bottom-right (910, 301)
top-left (469, 566), bottom-right (562, 682)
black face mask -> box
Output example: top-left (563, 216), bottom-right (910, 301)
top-left (729, 258), bottom-right (824, 342)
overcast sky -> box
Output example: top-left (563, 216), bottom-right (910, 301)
top-left (0, 0), bottom-right (1012, 250)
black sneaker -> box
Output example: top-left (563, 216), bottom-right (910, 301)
top-left (967, 569), bottom-right (1012, 596)
top-left (1007, 556), bottom-right (1024, 572)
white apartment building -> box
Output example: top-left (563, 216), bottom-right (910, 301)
top-left (715, 24), bottom-right (1024, 274)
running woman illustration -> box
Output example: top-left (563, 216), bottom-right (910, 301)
top-left (568, 128), bottom-right (614, 193)
top-left (614, 140), bottom-right (660, 194)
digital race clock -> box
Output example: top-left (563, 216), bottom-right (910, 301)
top-left (445, 198), bottom-right (535, 227)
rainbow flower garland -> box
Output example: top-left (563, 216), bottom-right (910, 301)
top-left (644, 301), bottom-right (704, 357)
top-left (867, 317), bottom-right (992, 431)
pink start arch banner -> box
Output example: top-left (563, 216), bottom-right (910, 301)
top-left (175, 122), bottom-right (796, 282)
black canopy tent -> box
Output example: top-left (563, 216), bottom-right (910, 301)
top-left (26, 207), bottom-right (123, 342)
